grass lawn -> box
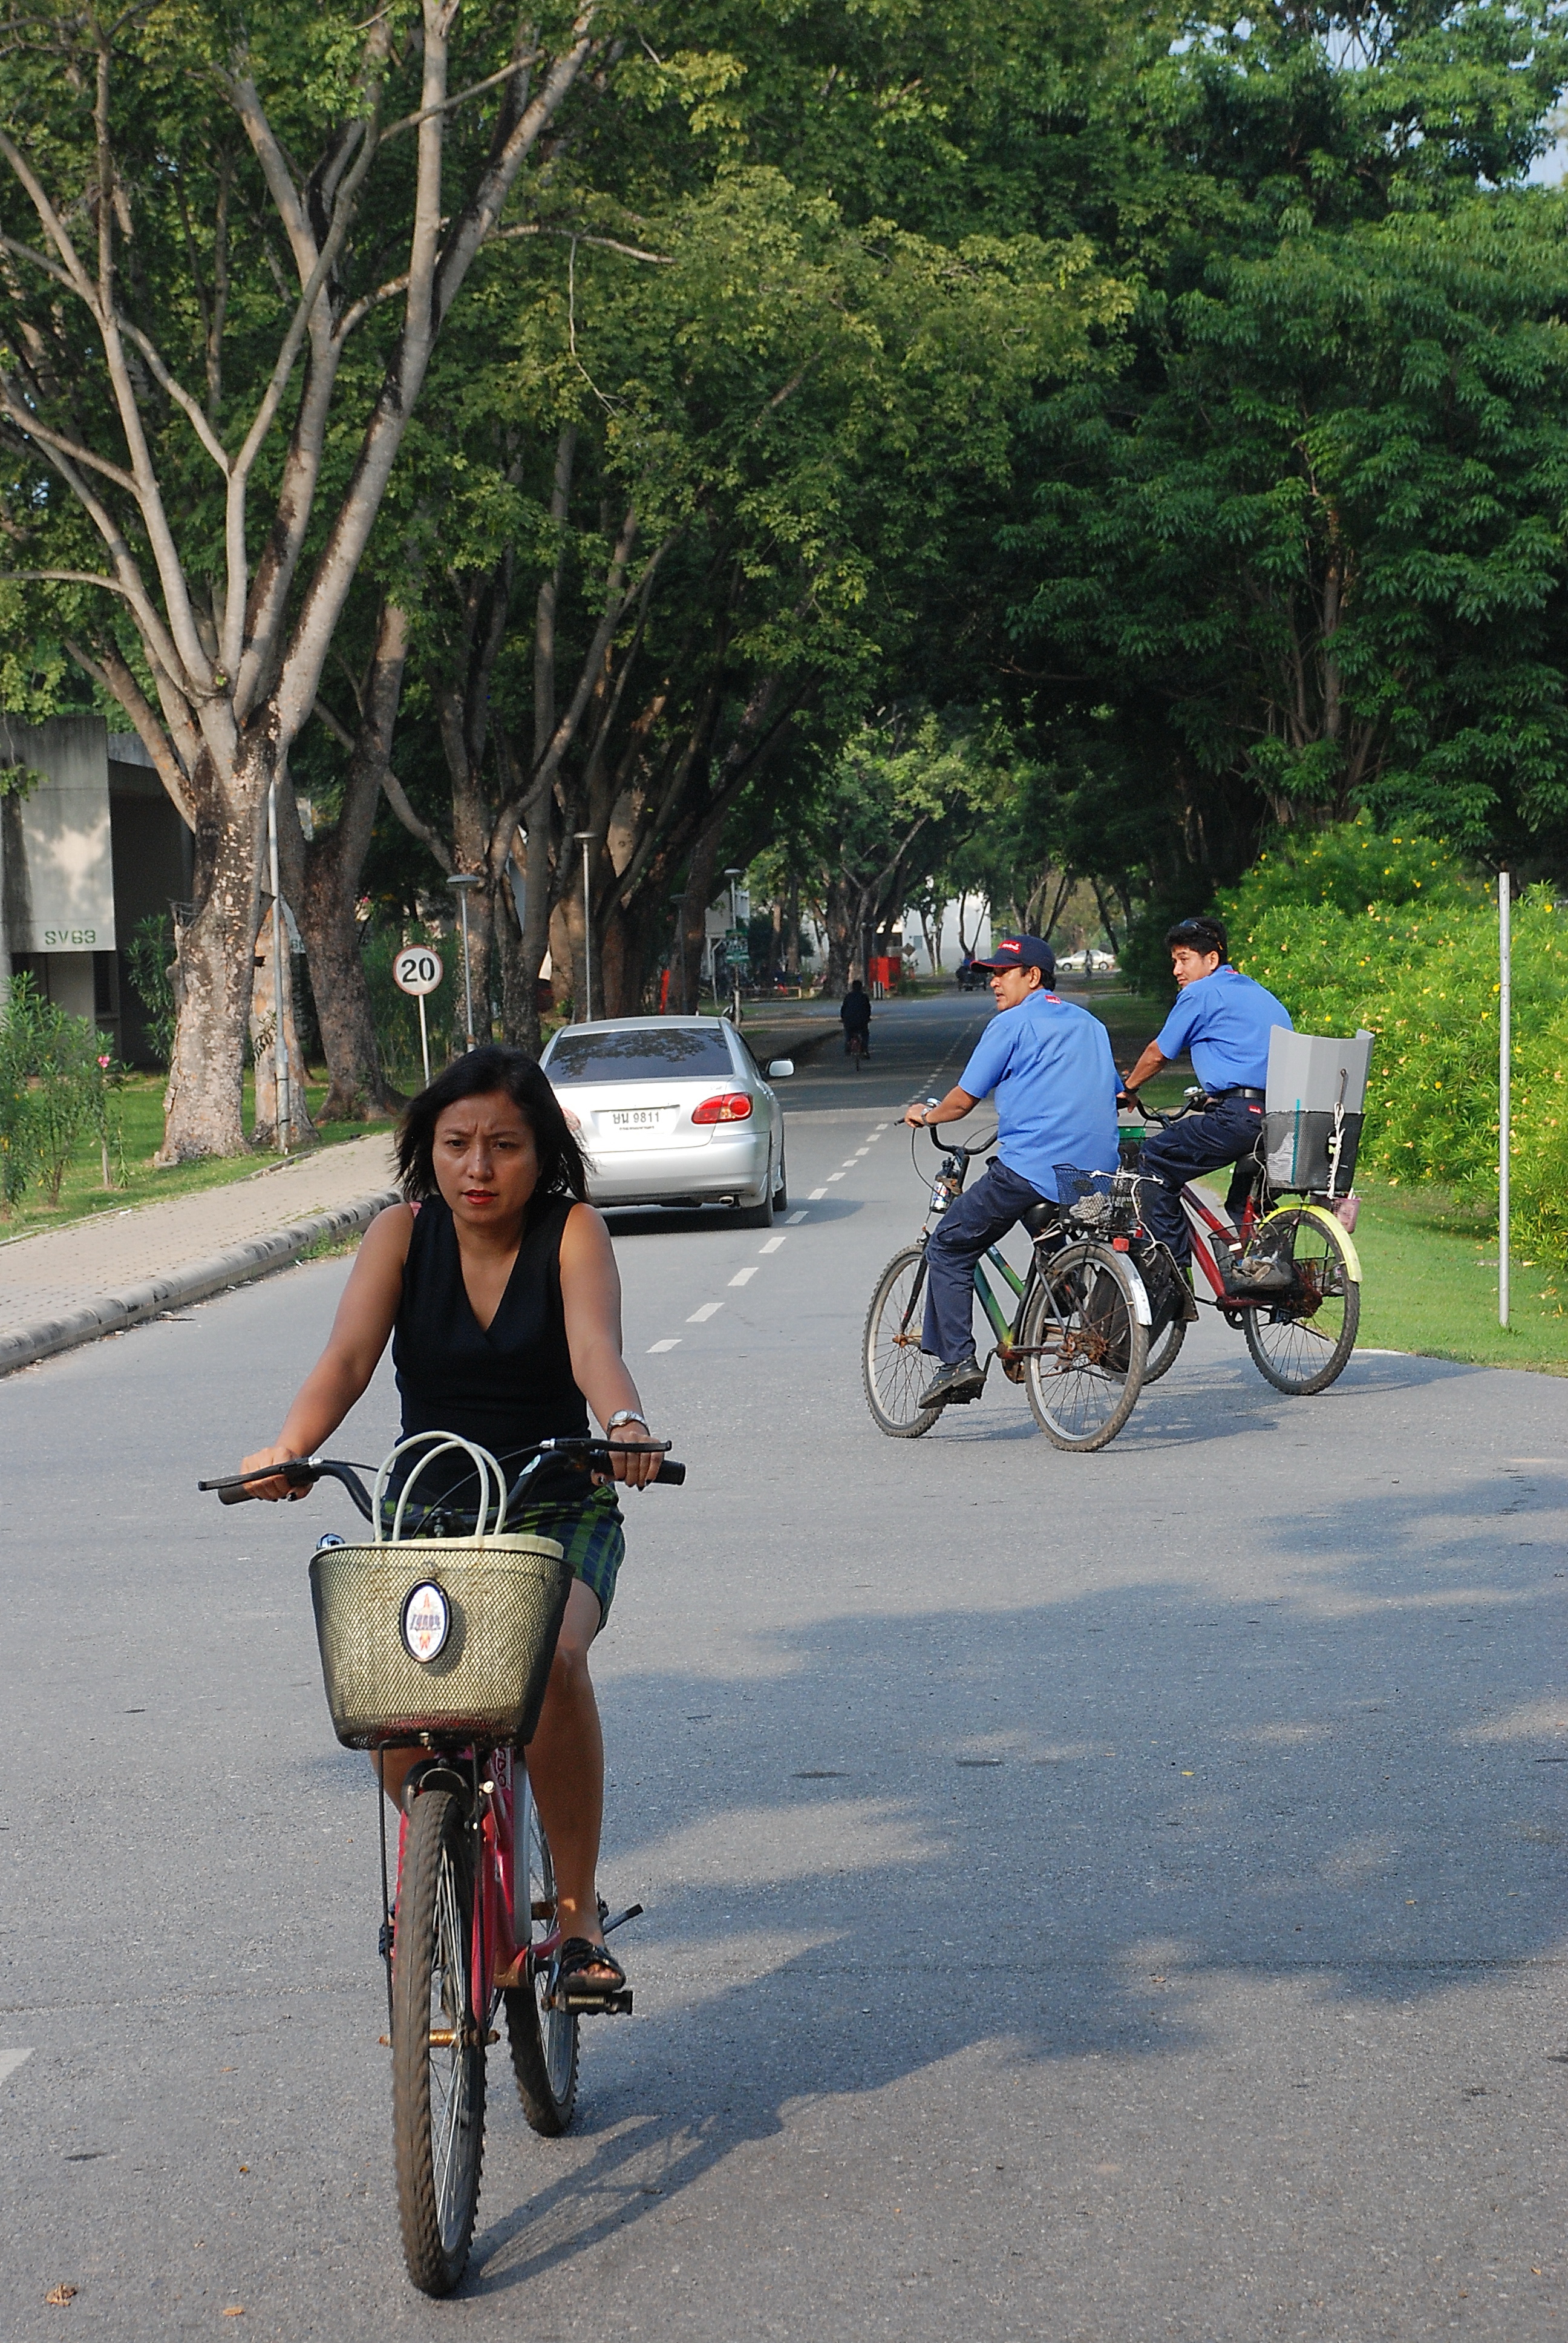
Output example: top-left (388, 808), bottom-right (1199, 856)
top-left (0, 1072), bottom-right (397, 1243)
top-left (1350, 1183), bottom-right (1568, 1374)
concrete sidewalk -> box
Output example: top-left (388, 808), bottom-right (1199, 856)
top-left (0, 1134), bottom-right (400, 1376)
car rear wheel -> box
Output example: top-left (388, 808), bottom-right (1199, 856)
top-left (772, 1149), bottom-right (788, 1211)
top-left (734, 1162), bottom-right (776, 1229)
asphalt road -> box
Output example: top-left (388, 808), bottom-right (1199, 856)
top-left (2, 990), bottom-right (1566, 2341)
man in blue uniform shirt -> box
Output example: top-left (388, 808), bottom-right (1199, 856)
top-left (1120, 916), bottom-right (1293, 1274)
top-left (902, 936), bottom-right (1120, 1408)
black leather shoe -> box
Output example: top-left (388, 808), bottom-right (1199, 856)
top-left (919, 1354), bottom-right (986, 1408)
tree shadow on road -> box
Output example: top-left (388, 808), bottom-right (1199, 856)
top-left (465, 1450), bottom-right (1568, 2293)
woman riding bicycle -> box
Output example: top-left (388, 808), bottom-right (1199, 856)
top-left (240, 1044), bottom-right (660, 2007)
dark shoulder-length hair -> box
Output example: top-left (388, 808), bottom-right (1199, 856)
top-left (396, 1045), bottom-right (588, 1205)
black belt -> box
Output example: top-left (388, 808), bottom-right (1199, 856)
top-left (1215, 1086), bottom-right (1266, 1101)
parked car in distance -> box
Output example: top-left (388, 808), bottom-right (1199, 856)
top-left (540, 1017), bottom-right (793, 1226)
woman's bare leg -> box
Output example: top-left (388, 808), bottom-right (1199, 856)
top-left (524, 1579), bottom-right (614, 1961)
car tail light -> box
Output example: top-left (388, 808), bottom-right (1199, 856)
top-left (691, 1092), bottom-right (753, 1124)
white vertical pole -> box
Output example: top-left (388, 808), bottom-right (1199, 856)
top-left (578, 833), bottom-right (594, 1023)
top-left (266, 771), bottom-right (290, 1155)
top-left (417, 991), bottom-right (431, 1089)
top-left (1491, 871), bottom-right (1500, 1331)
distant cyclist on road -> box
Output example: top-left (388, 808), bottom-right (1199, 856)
top-left (901, 936), bottom-right (1120, 1409)
top-left (840, 978), bottom-right (872, 1060)
top-left (1119, 916), bottom-right (1293, 1277)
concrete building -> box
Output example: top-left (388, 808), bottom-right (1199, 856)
top-left (0, 712), bottom-right (192, 1064)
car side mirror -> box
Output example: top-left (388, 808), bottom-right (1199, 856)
top-left (766, 1058), bottom-right (794, 1078)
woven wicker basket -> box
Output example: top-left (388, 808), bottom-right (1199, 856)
top-left (309, 1535), bottom-right (571, 1750)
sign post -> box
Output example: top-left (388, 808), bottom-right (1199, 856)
top-left (393, 943), bottom-right (444, 1088)
top-left (1499, 868), bottom-right (1511, 1329)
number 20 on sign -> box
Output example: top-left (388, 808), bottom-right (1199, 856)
top-left (393, 946), bottom-right (443, 1086)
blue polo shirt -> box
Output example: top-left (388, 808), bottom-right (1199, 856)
top-left (1155, 965), bottom-right (1292, 1092)
top-left (958, 992), bottom-right (1120, 1200)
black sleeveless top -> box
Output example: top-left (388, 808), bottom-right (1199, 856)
top-left (390, 1191), bottom-right (590, 1514)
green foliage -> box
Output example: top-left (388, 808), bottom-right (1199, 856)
top-left (0, 975), bottom-right (124, 1210)
top-left (1218, 821), bottom-right (1568, 1257)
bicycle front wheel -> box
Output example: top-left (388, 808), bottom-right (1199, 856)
top-left (863, 1246), bottom-right (940, 1437)
top-left (1020, 1242), bottom-right (1148, 1451)
top-left (505, 1785), bottom-right (579, 2135)
top-left (393, 1789), bottom-right (486, 2297)
top-left (1243, 1208), bottom-right (1360, 1394)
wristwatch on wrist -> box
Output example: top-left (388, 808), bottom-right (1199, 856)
top-left (606, 1409), bottom-right (648, 1434)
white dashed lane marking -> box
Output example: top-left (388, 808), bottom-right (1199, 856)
top-left (645, 1126), bottom-right (880, 1346)
top-left (0, 2051), bottom-right (34, 2087)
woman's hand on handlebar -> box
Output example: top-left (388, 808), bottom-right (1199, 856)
top-left (238, 1443), bottom-right (310, 1501)
top-left (604, 1421), bottom-right (663, 1492)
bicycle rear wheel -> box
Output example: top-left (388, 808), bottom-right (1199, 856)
top-left (505, 1784), bottom-right (579, 2135)
top-left (393, 1789), bottom-right (486, 2297)
top-left (1243, 1208), bottom-right (1359, 1394)
top-left (1019, 1241), bottom-right (1148, 1451)
top-left (863, 1245), bottom-right (940, 1437)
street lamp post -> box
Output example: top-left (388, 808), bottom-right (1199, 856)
top-left (446, 873), bottom-right (483, 1050)
top-left (575, 831), bottom-right (596, 1023)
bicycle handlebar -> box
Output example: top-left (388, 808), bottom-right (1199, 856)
top-left (200, 1437), bottom-right (686, 1515)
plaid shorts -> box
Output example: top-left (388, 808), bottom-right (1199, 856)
top-left (506, 1482), bottom-right (625, 1629)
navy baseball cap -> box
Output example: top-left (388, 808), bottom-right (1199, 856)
top-left (972, 936), bottom-right (1056, 980)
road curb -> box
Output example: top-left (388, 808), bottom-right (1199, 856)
top-left (0, 1187), bottom-right (401, 1378)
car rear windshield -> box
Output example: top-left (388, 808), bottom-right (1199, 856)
top-left (545, 1027), bottom-right (737, 1085)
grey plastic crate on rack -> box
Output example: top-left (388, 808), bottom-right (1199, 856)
top-left (1263, 1028), bottom-right (1374, 1196)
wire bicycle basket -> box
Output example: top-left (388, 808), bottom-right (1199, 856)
top-left (1054, 1165), bottom-right (1147, 1238)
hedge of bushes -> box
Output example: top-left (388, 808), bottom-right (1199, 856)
top-left (1218, 819), bottom-right (1568, 1252)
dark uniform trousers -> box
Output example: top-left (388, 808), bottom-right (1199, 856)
top-left (1138, 1091), bottom-right (1264, 1265)
top-left (921, 1161), bottom-right (1053, 1363)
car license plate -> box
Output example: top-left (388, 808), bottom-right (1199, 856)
top-left (611, 1109), bottom-right (661, 1129)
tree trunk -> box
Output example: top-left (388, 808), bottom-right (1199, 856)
top-left (294, 602), bottom-right (410, 1119)
top-left (249, 896), bottom-right (316, 1148)
top-left (157, 740), bottom-right (272, 1163)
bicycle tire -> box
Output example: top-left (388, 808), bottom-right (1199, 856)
top-left (1142, 1317), bottom-right (1187, 1384)
top-left (392, 1789), bottom-right (486, 2297)
top-left (1243, 1208), bottom-right (1359, 1395)
top-left (505, 1790), bottom-right (579, 2135)
top-left (863, 1245), bottom-right (940, 1437)
top-left (1019, 1241), bottom-right (1148, 1452)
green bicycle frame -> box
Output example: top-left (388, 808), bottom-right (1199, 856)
top-left (973, 1244), bottom-right (1027, 1345)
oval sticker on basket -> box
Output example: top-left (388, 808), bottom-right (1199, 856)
top-left (402, 1582), bottom-right (449, 1663)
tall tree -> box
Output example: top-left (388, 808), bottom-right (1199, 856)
top-left (0, 0), bottom-right (604, 1155)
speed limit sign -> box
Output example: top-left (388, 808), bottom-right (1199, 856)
top-left (393, 945), bottom-right (443, 997)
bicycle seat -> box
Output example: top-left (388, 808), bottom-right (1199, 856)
top-left (1021, 1201), bottom-right (1060, 1237)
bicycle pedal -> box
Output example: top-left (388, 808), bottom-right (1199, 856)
top-left (546, 1986), bottom-right (633, 2016)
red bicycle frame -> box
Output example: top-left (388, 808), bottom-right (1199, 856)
top-left (388, 1748), bottom-right (560, 2022)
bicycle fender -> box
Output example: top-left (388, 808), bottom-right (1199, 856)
top-left (1262, 1202), bottom-right (1362, 1286)
top-left (1057, 1239), bottom-right (1152, 1326)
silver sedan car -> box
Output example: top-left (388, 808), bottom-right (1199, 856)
top-left (540, 1016), bottom-right (794, 1226)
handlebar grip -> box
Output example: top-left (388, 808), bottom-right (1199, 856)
top-left (655, 1460), bottom-right (685, 1486)
top-left (218, 1482), bottom-right (259, 1505)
